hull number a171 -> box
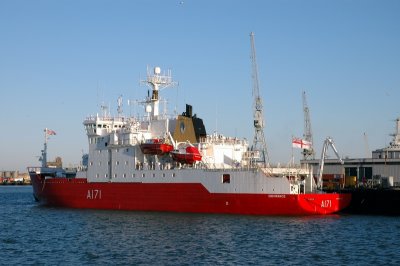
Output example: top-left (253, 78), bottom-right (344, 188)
top-left (321, 199), bottom-right (332, 208)
top-left (87, 189), bottom-right (102, 200)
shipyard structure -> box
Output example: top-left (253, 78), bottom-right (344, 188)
top-left (301, 118), bottom-right (400, 215)
top-left (0, 171), bottom-right (30, 185)
top-left (302, 118), bottom-right (400, 189)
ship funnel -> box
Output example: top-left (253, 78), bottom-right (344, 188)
top-left (185, 104), bottom-right (193, 118)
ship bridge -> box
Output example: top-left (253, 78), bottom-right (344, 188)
top-left (84, 115), bottom-right (126, 137)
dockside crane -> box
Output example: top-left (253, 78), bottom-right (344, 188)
top-left (249, 32), bottom-right (269, 167)
top-left (302, 91), bottom-right (315, 160)
top-left (317, 137), bottom-right (343, 190)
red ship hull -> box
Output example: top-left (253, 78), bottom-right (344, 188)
top-left (30, 174), bottom-right (351, 215)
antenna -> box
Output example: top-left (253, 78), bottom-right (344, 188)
top-left (249, 32), bottom-right (269, 167)
top-left (117, 95), bottom-right (123, 117)
top-left (100, 104), bottom-right (109, 118)
top-left (302, 91), bottom-right (315, 159)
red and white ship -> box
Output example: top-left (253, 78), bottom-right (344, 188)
top-left (29, 66), bottom-right (351, 215)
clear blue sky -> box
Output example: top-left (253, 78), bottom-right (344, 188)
top-left (1, 0), bottom-right (399, 172)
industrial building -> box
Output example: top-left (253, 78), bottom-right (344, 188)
top-left (302, 118), bottom-right (400, 189)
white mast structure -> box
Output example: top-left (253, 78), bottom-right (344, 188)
top-left (39, 128), bottom-right (55, 168)
top-left (141, 66), bottom-right (177, 120)
top-left (390, 118), bottom-right (400, 147)
top-left (302, 91), bottom-right (315, 160)
top-left (117, 95), bottom-right (123, 117)
top-left (249, 32), bottom-right (269, 167)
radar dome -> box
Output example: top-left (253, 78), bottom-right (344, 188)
top-left (146, 105), bottom-right (152, 113)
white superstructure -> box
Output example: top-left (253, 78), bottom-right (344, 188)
top-left (76, 67), bottom-right (308, 195)
top-left (372, 117), bottom-right (400, 159)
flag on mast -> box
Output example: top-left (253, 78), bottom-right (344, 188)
top-left (292, 137), bottom-right (311, 150)
top-left (46, 129), bottom-right (56, 135)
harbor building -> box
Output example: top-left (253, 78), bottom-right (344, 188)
top-left (302, 118), bottom-right (400, 189)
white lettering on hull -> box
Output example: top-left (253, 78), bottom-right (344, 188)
top-left (321, 199), bottom-right (332, 208)
top-left (268, 195), bottom-right (286, 198)
top-left (87, 189), bottom-right (102, 200)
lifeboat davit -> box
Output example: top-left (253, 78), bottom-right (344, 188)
top-left (140, 139), bottom-right (174, 155)
top-left (171, 146), bottom-right (202, 164)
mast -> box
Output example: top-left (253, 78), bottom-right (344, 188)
top-left (117, 95), bottom-right (123, 117)
top-left (390, 117), bottom-right (400, 147)
top-left (249, 32), bottom-right (269, 167)
top-left (141, 66), bottom-right (177, 120)
top-left (40, 129), bottom-right (48, 167)
top-left (40, 128), bottom-right (56, 167)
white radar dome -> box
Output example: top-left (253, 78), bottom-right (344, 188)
top-left (154, 67), bottom-right (161, 74)
top-left (146, 105), bottom-right (152, 113)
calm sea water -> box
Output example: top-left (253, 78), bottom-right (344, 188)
top-left (1, 186), bottom-right (400, 266)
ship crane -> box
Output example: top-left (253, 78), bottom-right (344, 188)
top-left (317, 137), bottom-right (343, 190)
top-left (249, 32), bottom-right (269, 167)
top-left (302, 91), bottom-right (315, 160)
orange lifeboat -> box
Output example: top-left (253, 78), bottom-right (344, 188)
top-left (140, 139), bottom-right (174, 155)
top-left (171, 146), bottom-right (202, 164)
